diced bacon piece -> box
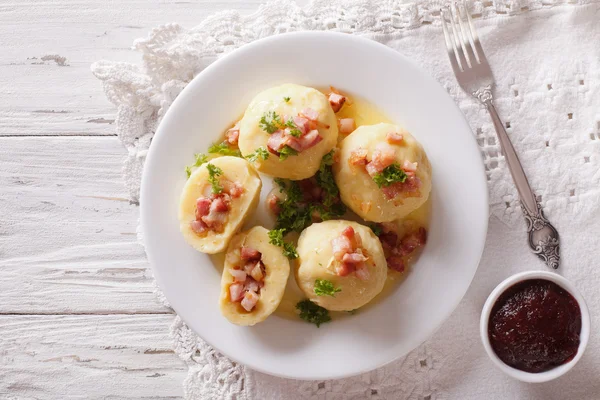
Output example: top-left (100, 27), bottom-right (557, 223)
top-left (267, 130), bottom-right (287, 154)
top-left (379, 231), bottom-right (398, 249)
top-left (403, 160), bottom-right (418, 172)
top-left (399, 227), bottom-right (427, 256)
top-left (342, 252), bottom-right (368, 264)
top-left (190, 220), bottom-right (208, 234)
top-left (381, 183), bottom-right (403, 199)
top-left (386, 131), bottom-right (403, 144)
top-left (267, 193), bottom-right (281, 214)
top-left (349, 147), bottom-right (368, 167)
top-left (339, 118), bottom-right (355, 134)
top-left (211, 196), bottom-right (229, 212)
top-left (195, 197), bottom-right (212, 220)
top-left (241, 291), bottom-right (259, 312)
top-left (328, 92), bottom-right (346, 113)
top-left (342, 226), bottom-right (362, 249)
top-left (387, 255), bottom-right (405, 272)
top-left (244, 278), bottom-right (260, 293)
top-left (297, 129), bottom-right (322, 150)
top-left (241, 246), bottom-right (261, 261)
top-left (292, 116), bottom-right (311, 135)
top-left (368, 144), bottom-right (396, 173)
top-left (225, 124), bottom-right (240, 145)
top-left (250, 262), bottom-right (265, 282)
top-left (365, 163), bottom-right (380, 177)
top-left (222, 180), bottom-right (244, 198)
top-left (201, 207), bottom-right (227, 229)
top-left (230, 269), bottom-right (247, 283)
top-left (331, 234), bottom-right (353, 261)
top-left (229, 283), bottom-right (245, 302)
top-left (336, 262), bottom-right (355, 277)
top-left (355, 264), bottom-right (370, 281)
top-left (302, 108), bottom-right (319, 121)
top-left (284, 134), bottom-right (304, 152)
top-left (341, 226), bottom-right (355, 239)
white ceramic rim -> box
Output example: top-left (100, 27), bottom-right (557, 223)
top-left (141, 31), bottom-right (490, 380)
top-left (480, 270), bottom-right (590, 383)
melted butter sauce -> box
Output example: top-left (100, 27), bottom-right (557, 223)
top-left (274, 91), bottom-right (431, 321)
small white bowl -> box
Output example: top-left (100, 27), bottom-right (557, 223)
top-left (480, 270), bottom-right (590, 383)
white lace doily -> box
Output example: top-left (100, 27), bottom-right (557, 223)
top-left (92, 1), bottom-right (600, 398)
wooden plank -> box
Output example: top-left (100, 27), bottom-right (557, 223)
top-left (0, 136), bottom-right (170, 314)
top-left (0, 314), bottom-right (186, 398)
top-left (0, 0), bottom-right (265, 136)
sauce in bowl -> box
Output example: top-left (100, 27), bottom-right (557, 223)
top-left (488, 279), bottom-right (581, 373)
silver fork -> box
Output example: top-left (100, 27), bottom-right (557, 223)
top-left (441, 2), bottom-right (560, 269)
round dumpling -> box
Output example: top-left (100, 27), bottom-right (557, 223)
top-left (295, 220), bottom-right (387, 311)
top-left (238, 83), bottom-right (338, 180)
top-left (178, 156), bottom-right (261, 254)
top-left (334, 123), bottom-right (432, 222)
top-left (219, 226), bottom-right (290, 326)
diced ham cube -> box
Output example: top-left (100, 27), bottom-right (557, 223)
top-left (267, 130), bottom-right (287, 154)
top-left (211, 196), bottom-right (229, 212)
top-left (229, 283), bottom-right (245, 302)
top-left (399, 227), bottom-right (427, 255)
top-left (284, 134), bottom-right (304, 152)
top-left (336, 262), bottom-right (355, 277)
top-left (244, 278), bottom-right (260, 293)
top-left (225, 124), bottom-right (240, 145)
top-left (342, 252), bottom-right (368, 264)
top-left (302, 108), bottom-right (319, 121)
top-left (367, 144), bottom-right (396, 174)
top-left (379, 231), bottom-right (398, 249)
top-left (292, 116), bottom-right (311, 135)
top-left (386, 131), bottom-right (404, 144)
top-left (267, 193), bottom-right (281, 214)
top-left (331, 233), bottom-right (353, 262)
top-left (339, 118), bottom-right (355, 134)
top-left (349, 147), bottom-right (368, 167)
top-left (195, 197), bottom-right (212, 218)
top-left (328, 92), bottom-right (346, 113)
top-left (387, 255), bottom-right (405, 272)
top-left (230, 269), bottom-right (247, 283)
top-left (297, 129), bottom-right (322, 150)
top-left (190, 220), bottom-right (208, 234)
top-left (241, 246), bottom-right (261, 261)
top-left (403, 160), bottom-right (418, 172)
top-left (201, 207), bottom-right (227, 230)
top-left (241, 291), bottom-right (259, 312)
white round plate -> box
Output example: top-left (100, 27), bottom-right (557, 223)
top-left (141, 32), bottom-right (488, 380)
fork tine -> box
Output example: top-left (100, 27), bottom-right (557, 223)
top-left (440, 8), bottom-right (462, 74)
top-left (446, 6), bottom-right (469, 70)
top-left (454, 2), bottom-right (479, 66)
top-left (463, 0), bottom-right (485, 64)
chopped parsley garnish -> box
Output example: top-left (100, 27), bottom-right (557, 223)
top-left (259, 111), bottom-right (284, 134)
top-left (206, 163), bottom-right (223, 194)
top-left (271, 152), bottom-right (345, 234)
top-left (278, 145), bottom-right (298, 161)
top-left (185, 153), bottom-right (209, 178)
top-left (372, 163), bottom-right (407, 188)
top-left (296, 299), bottom-right (331, 327)
top-left (368, 223), bottom-right (383, 236)
top-left (283, 119), bottom-right (302, 137)
top-left (208, 141), bottom-right (242, 157)
top-left (314, 279), bottom-right (341, 297)
top-left (283, 96), bottom-right (291, 103)
top-left (245, 146), bottom-right (269, 162)
top-left (268, 229), bottom-right (298, 259)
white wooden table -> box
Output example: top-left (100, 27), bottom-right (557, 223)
top-left (0, 1), bottom-right (275, 397)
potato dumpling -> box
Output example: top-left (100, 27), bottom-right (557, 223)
top-left (238, 84), bottom-right (338, 180)
top-left (295, 220), bottom-right (387, 311)
top-left (219, 226), bottom-right (290, 326)
top-left (178, 156), bottom-right (261, 254)
top-left (334, 123), bottom-right (432, 222)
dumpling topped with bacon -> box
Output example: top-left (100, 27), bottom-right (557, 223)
top-left (178, 156), bottom-right (262, 254)
top-left (333, 123), bottom-right (432, 222)
top-left (238, 84), bottom-right (338, 180)
top-left (219, 226), bottom-right (290, 326)
top-left (295, 220), bottom-right (387, 311)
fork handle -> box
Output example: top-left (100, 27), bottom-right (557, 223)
top-left (484, 99), bottom-right (537, 214)
top-left (483, 97), bottom-right (560, 269)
